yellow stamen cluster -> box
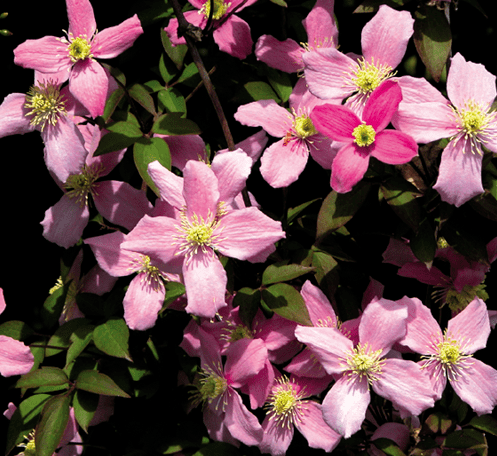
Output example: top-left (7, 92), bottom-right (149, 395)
top-left (131, 255), bottom-right (165, 292)
top-left (199, 0), bottom-right (231, 20)
top-left (64, 164), bottom-right (102, 207)
top-left (265, 376), bottom-right (307, 429)
top-left (24, 81), bottom-right (67, 131)
top-left (17, 432), bottom-right (36, 456)
top-left (68, 35), bottom-right (93, 62)
top-left (352, 123), bottom-right (376, 147)
top-left (350, 57), bottom-right (395, 95)
top-left (191, 365), bottom-right (228, 411)
top-left (343, 342), bottom-right (385, 386)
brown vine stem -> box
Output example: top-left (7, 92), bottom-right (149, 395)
top-left (168, 0), bottom-right (252, 207)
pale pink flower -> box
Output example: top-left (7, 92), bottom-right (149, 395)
top-left (310, 80), bottom-right (418, 193)
top-left (295, 297), bottom-right (436, 438)
top-left (0, 289), bottom-right (35, 377)
top-left (234, 78), bottom-right (335, 187)
top-left (392, 53), bottom-right (497, 207)
top-left (121, 152), bottom-right (286, 317)
top-left (164, 0), bottom-right (257, 59)
top-left (255, 0), bottom-right (338, 73)
top-left (13, 0), bottom-right (143, 117)
top-left (398, 296), bottom-right (497, 415)
top-left (259, 373), bottom-right (342, 455)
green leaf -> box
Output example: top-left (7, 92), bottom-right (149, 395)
top-left (442, 429), bottom-right (488, 455)
top-left (133, 136), bottom-right (172, 196)
top-left (151, 112), bottom-right (202, 136)
top-left (66, 322), bottom-right (95, 367)
top-left (266, 68), bottom-right (293, 103)
top-left (469, 415), bottom-right (497, 436)
top-left (381, 177), bottom-right (423, 232)
top-left (75, 370), bottom-right (131, 398)
top-left (287, 198), bottom-right (321, 225)
top-left (128, 83), bottom-right (156, 115)
top-left (161, 28), bottom-right (188, 69)
top-left (158, 87), bottom-right (187, 114)
top-left (176, 61), bottom-right (200, 86)
top-left (159, 52), bottom-right (178, 84)
top-left (425, 412), bottom-right (454, 434)
top-left (410, 217), bottom-right (436, 266)
top-left (311, 247), bottom-right (340, 299)
top-left (441, 217), bottom-right (489, 264)
top-left (0, 320), bottom-right (35, 340)
top-left (93, 317), bottom-right (132, 361)
top-left (269, 0), bottom-right (287, 6)
top-left (93, 127), bottom-right (143, 156)
top-left (232, 287), bottom-right (261, 328)
top-left (40, 281), bottom-right (72, 330)
top-left (35, 394), bottom-right (71, 456)
top-left (262, 261), bottom-right (315, 285)
top-left (371, 438), bottom-right (406, 456)
top-left (46, 318), bottom-right (92, 357)
top-left (243, 81), bottom-right (280, 102)
top-left (413, 4), bottom-right (452, 82)
top-left (73, 389), bottom-right (99, 433)
top-left (102, 86), bottom-right (125, 122)
top-left (316, 182), bottom-right (370, 240)
top-left (261, 283), bottom-right (312, 326)
top-left (16, 367), bottom-right (69, 390)
top-left (164, 281), bottom-right (186, 307)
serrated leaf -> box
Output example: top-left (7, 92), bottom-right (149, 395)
top-left (93, 317), bottom-right (132, 361)
top-left (35, 394), bottom-right (71, 456)
top-left (262, 261), bottom-right (315, 285)
top-left (151, 112), bottom-right (201, 136)
top-left (73, 389), bottom-right (99, 433)
top-left (261, 283), bottom-right (312, 326)
top-left (16, 367), bottom-right (69, 390)
top-left (413, 4), bottom-right (452, 82)
top-left (176, 61), bottom-right (200, 86)
top-left (75, 370), bottom-right (131, 398)
top-left (128, 83), bottom-right (156, 115)
top-left (66, 323), bottom-right (95, 367)
top-left (133, 136), bottom-right (172, 196)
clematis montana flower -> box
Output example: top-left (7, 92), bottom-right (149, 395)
top-left (13, 0), bottom-right (143, 117)
top-left (121, 152), bottom-right (286, 318)
top-left (310, 80), bottom-right (418, 193)
top-left (164, 0), bottom-right (257, 59)
top-left (295, 297), bottom-right (436, 438)
top-left (392, 53), bottom-right (497, 207)
top-left (398, 296), bottom-right (497, 415)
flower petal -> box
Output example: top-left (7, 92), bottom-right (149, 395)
top-left (370, 130), bottom-right (418, 165)
top-left (363, 80), bottom-right (402, 132)
top-left (0, 336), bottom-right (35, 377)
top-left (311, 103), bottom-right (359, 142)
top-left (234, 99), bottom-right (292, 137)
top-left (213, 15), bottom-right (253, 60)
top-left (331, 142), bottom-right (370, 194)
top-left (67, 0), bottom-right (97, 37)
top-left (255, 35), bottom-right (303, 73)
top-left (14, 36), bottom-right (71, 73)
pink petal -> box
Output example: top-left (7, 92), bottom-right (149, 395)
top-left (322, 375), bottom-right (370, 438)
top-left (373, 359), bottom-right (436, 417)
top-left (362, 80), bottom-right (402, 131)
top-left (123, 273), bottom-right (165, 330)
top-left (0, 288), bottom-right (5, 315)
top-left (433, 139), bottom-right (484, 207)
top-left (183, 161), bottom-right (220, 221)
top-left (303, 0), bottom-right (338, 48)
top-left (396, 75), bottom-right (448, 104)
top-left (370, 130), bottom-right (418, 165)
top-left (13, 36), bottom-right (71, 73)
top-left (450, 358), bottom-right (497, 415)
top-left (67, 0), bottom-right (97, 38)
top-left (0, 336), bottom-right (35, 377)
top-left (311, 103), bottom-right (360, 142)
top-left (260, 138), bottom-right (309, 188)
top-left (156, 134), bottom-right (207, 171)
top-left (446, 298), bottom-right (490, 354)
top-left (234, 99), bottom-right (292, 137)
top-left (255, 35), bottom-right (303, 73)
top-left (215, 207), bottom-right (285, 261)
top-left (0, 93), bottom-right (34, 137)
top-left (244, 358), bottom-right (275, 408)
top-left (164, 11), bottom-right (204, 47)
top-left (213, 15), bottom-right (253, 60)
top-left (330, 142), bottom-right (370, 193)
top-left (183, 250), bottom-right (227, 318)
top-left (397, 262), bottom-right (449, 286)
top-left (300, 280), bottom-right (337, 327)
top-left (93, 180), bottom-right (153, 230)
top-left (308, 134), bottom-right (336, 170)
top-left (210, 150), bottom-right (252, 204)
top-left (371, 423), bottom-right (410, 453)
top-left (41, 195), bottom-right (89, 248)
top-left (260, 414), bottom-right (294, 455)
top-left (295, 401), bottom-right (342, 452)
top-left (361, 5), bottom-right (414, 70)
top-left (224, 338), bottom-right (267, 387)
top-left (148, 161), bottom-right (185, 208)
top-left (92, 15), bottom-right (143, 59)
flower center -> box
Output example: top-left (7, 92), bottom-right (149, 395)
top-left (351, 57), bottom-right (394, 95)
top-left (191, 365), bottom-right (228, 411)
top-left (68, 36), bottom-right (93, 62)
top-left (131, 255), bottom-right (165, 292)
top-left (200, 0), bottom-right (231, 20)
top-left (343, 342), bottom-right (385, 385)
top-left (445, 283), bottom-right (488, 314)
top-left (24, 81), bottom-right (67, 131)
top-left (64, 164), bottom-right (102, 207)
top-left (352, 123), bottom-right (376, 147)
top-left (18, 432), bottom-right (36, 456)
top-left (223, 324), bottom-right (254, 343)
top-left (265, 377), bottom-right (307, 428)
top-left (294, 113), bottom-right (318, 139)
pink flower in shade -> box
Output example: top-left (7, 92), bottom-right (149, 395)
top-left (392, 53), bottom-right (497, 207)
top-left (164, 0), bottom-right (257, 59)
top-left (310, 79), bottom-right (418, 193)
top-left (41, 124), bottom-right (153, 248)
top-left (255, 0), bottom-right (338, 73)
top-left (85, 230), bottom-right (180, 331)
top-left (13, 0), bottom-right (143, 117)
top-left (0, 289), bottom-right (35, 377)
top-left (369, 422), bottom-right (411, 456)
top-left (259, 373), bottom-right (341, 456)
top-left (121, 152), bottom-right (286, 318)
top-left (295, 297), bottom-right (436, 438)
top-left (398, 296), bottom-right (497, 415)
top-left (234, 78), bottom-right (336, 188)
top-left (302, 5), bottom-right (414, 114)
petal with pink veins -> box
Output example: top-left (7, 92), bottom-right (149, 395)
top-left (331, 142), bottom-right (370, 193)
top-left (255, 35), bottom-right (303, 73)
top-left (234, 99), bottom-right (292, 138)
top-left (370, 130), bottom-right (418, 165)
top-left (213, 16), bottom-right (253, 60)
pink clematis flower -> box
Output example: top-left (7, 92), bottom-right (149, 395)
top-left (234, 78), bottom-right (336, 187)
top-left (310, 80), bottom-right (418, 193)
top-left (13, 0), bottom-right (143, 117)
top-left (0, 289), bottom-right (35, 377)
top-left (398, 296), bottom-right (497, 415)
top-left (392, 53), bottom-right (497, 207)
top-left (164, 0), bottom-right (257, 59)
top-left (121, 152), bottom-right (286, 317)
top-left (255, 0), bottom-right (338, 73)
top-left (295, 297), bottom-right (436, 438)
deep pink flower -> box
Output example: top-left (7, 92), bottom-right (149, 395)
top-left (0, 289), bottom-right (35, 377)
top-left (13, 0), bottom-right (143, 117)
top-left (311, 80), bottom-right (418, 193)
top-left (121, 153), bottom-right (286, 317)
top-left (164, 0), bottom-right (257, 59)
top-left (392, 53), bottom-right (497, 207)
top-left (398, 296), bottom-right (497, 415)
top-left (295, 297), bottom-right (436, 438)
top-left (255, 0), bottom-right (338, 73)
